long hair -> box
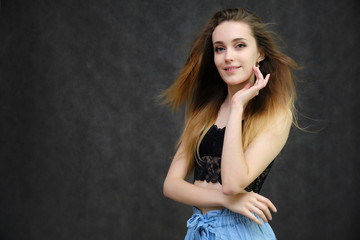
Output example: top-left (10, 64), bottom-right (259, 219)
top-left (161, 7), bottom-right (298, 174)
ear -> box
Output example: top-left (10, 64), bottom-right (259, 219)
top-left (257, 51), bottom-right (265, 62)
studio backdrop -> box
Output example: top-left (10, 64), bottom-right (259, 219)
top-left (1, 0), bottom-right (359, 239)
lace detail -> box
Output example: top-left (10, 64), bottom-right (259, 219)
top-left (194, 155), bottom-right (274, 193)
top-left (193, 124), bottom-right (274, 193)
top-left (213, 124), bottom-right (226, 131)
top-left (194, 156), bottom-right (221, 183)
top-left (244, 161), bottom-right (274, 193)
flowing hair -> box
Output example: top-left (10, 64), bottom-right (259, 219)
top-left (161, 7), bottom-right (298, 174)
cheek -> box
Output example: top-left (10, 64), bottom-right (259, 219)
top-left (244, 65), bottom-right (255, 77)
top-left (240, 58), bottom-right (256, 75)
top-left (214, 55), bottom-right (221, 69)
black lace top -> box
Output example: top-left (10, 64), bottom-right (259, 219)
top-left (194, 124), bottom-right (274, 193)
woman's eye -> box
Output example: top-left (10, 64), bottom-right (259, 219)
top-left (236, 43), bottom-right (246, 48)
top-left (214, 47), bottom-right (225, 52)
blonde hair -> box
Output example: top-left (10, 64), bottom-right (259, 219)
top-left (161, 8), bottom-right (298, 174)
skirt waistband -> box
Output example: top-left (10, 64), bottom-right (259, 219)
top-left (185, 207), bottom-right (276, 240)
top-left (189, 207), bottom-right (256, 228)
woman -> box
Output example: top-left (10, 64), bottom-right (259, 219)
top-left (162, 7), bottom-right (298, 239)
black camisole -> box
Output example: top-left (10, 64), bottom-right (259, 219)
top-left (193, 124), bottom-right (274, 193)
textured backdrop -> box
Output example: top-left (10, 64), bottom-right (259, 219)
top-left (1, 0), bottom-right (359, 239)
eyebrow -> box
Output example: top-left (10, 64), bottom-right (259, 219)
top-left (213, 38), bottom-right (248, 45)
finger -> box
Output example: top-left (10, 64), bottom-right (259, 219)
top-left (264, 73), bottom-right (270, 82)
top-left (250, 206), bottom-right (268, 223)
top-left (254, 202), bottom-right (272, 221)
top-left (243, 210), bottom-right (263, 225)
top-left (243, 81), bottom-right (252, 90)
top-left (262, 73), bottom-right (270, 86)
top-left (256, 195), bottom-right (277, 213)
top-left (253, 70), bottom-right (269, 90)
top-left (259, 74), bottom-right (270, 88)
top-left (258, 72), bottom-right (270, 87)
top-left (253, 65), bottom-right (264, 81)
top-left (259, 197), bottom-right (277, 213)
top-left (253, 67), bottom-right (270, 87)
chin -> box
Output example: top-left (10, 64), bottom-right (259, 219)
top-left (222, 76), bottom-right (248, 86)
top-left (221, 72), bottom-right (254, 86)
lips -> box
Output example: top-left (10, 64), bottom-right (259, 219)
top-left (224, 66), bottom-right (240, 72)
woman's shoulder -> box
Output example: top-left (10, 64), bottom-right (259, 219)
top-left (265, 108), bottom-right (293, 135)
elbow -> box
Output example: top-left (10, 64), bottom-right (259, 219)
top-left (222, 182), bottom-right (244, 196)
top-left (163, 180), bottom-right (169, 198)
top-left (163, 178), bottom-right (173, 198)
top-left (222, 186), bottom-right (237, 196)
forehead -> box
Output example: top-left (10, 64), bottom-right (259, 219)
top-left (212, 21), bottom-right (254, 43)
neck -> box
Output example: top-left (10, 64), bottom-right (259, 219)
top-left (221, 74), bottom-right (255, 122)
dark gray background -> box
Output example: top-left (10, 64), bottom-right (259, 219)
top-left (1, 0), bottom-right (359, 239)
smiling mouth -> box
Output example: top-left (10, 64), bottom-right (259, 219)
top-left (224, 66), bottom-right (240, 72)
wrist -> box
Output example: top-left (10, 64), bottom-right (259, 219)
top-left (230, 99), bottom-right (244, 112)
top-left (228, 106), bottom-right (244, 121)
top-left (217, 189), bottom-right (229, 207)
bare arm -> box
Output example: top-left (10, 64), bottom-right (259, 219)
top-left (221, 66), bottom-right (291, 195)
top-left (163, 143), bottom-right (224, 207)
top-left (163, 140), bottom-right (277, 225)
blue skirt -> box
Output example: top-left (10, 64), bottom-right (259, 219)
top-left (185, 207), bottom-right (276, 240)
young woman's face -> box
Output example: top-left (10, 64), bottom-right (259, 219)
top-left (212, 21), bottom-right (263, 86)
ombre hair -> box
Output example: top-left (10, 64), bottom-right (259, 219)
top-left (161, 7), bottom-right (298, 174)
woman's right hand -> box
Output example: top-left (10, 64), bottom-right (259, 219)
top-left (230, 66), bottom-right (270, 112)
top-left (222, 191), bottom-right (277, 225)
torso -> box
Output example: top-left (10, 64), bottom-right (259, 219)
top-left (193, 103), bottom-right (231, 214)
top-left (193, 122), bottom-right (246, 215)
top-left (192, 102), bottom-right (275, 215)
top-left (193, 120), bottom-right (274, 215)
top-left (193, 104), bottom-right (228, 214)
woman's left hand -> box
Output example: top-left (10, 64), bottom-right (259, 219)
top-left (230, 66), bottom-right (270, 111)
top-left (222, 191), bottom-right (277, 225)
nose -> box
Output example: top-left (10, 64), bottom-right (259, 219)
top-left (224, 49), bottom-right (234, 62)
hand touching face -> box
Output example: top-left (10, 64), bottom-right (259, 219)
top-left (230, 66), bottom-right (270, 111)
